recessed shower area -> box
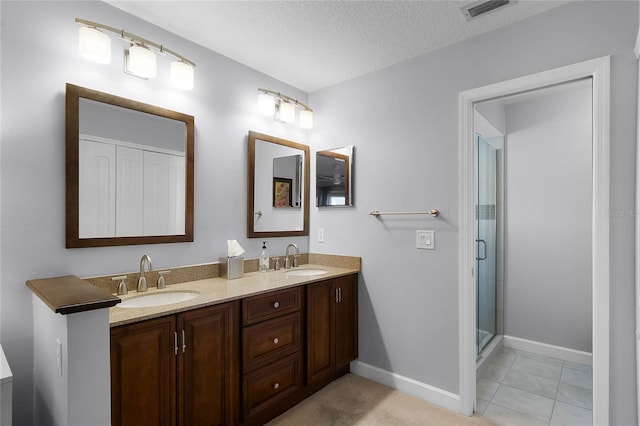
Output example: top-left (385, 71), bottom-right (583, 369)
top-left (471, 78), bottom-right (595, 424)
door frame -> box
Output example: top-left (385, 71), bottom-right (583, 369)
top-left (458, 56), bottom-right (610, 424)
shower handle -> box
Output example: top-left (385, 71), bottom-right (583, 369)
top-left (476, 239), bottom-right (487, 261)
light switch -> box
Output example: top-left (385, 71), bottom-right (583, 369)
top-left (416, 230), bottom-right (435, 250)
top-left (318, 228), bottom-right (325, 243)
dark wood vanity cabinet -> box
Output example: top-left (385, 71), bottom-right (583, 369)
top-left (307, 274), bottom-right (358, 387)
top-left (110, 302), bottom-right (239, 426)
top-left (110, 273), bottom-right (358, 426)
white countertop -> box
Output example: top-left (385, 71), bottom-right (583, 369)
top-left (109, 264), bottom-right (359, 327)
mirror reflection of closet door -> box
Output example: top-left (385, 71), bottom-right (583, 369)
top-left (79, 139), bottom-right (116, 238)
top-left (115, 146), bottom-right (143, 237)
top-left (475, 134), bottom-right (498, 356)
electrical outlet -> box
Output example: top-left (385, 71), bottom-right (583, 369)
top-left (416, 230), bottom-right (435, 250)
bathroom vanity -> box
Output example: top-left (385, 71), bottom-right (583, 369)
top-left (108, 263), bottom-right (358, 426)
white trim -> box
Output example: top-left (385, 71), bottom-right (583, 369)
top-left (503, 336), bottom-right (593, 366)
top-left (350, 361), bottom-right (460, 413)
top-left (635, 45), bottom-right (640, 425)
top-left (634, 28), bottom-right (640, 59)
top-left (458, 56), bottom-right (610, 424)
top-left (474, 111), bottom-right (504, 139)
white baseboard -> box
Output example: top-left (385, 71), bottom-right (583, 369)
top-left (350, 360), bottom-right (461, 413)
top-left (503, 335), bottom-right (592, 365)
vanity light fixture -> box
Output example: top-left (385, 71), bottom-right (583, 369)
top-left (257, 88), bottom-right (314, 129)
top-left (76, 18), bottom-right (195, 90)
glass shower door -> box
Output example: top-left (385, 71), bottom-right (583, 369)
top-left (476, 134), bottom-right (499, 356)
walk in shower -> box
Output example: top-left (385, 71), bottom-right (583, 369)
top-left (475, 134), bottom-right (504, 358)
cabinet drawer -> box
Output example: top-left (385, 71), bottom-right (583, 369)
top-left (242, 287), bottom-right (302, 325)
top-left (243, 312), bottom-right (301, 373)
top-left (242, 352), bottom-right (303, 419)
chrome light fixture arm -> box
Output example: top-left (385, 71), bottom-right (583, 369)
top-left (75, 17), bottom-right (195, 67)
top-left (257, 88), bottom-right (313, 113)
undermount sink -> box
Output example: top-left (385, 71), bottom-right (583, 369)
top-left (117, 291), bottom-right (199, 308)
top-left (284, 268), bottom-right (328, 277)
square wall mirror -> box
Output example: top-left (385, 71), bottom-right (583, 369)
top-left (66, 84), bottom-right (194, 248)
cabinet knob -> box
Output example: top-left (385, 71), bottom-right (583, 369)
top-left (273, 382), bottom-right (280, 390)
top-left (272, 301), bottom-right (280, 308)
top-left (273, 337), bottom-right (279, 344)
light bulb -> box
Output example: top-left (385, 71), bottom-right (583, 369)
top-left (170, 60), bottom-right (194, 90)
top-left (258, 93), bottom-right (276, 116)
top-left (78, 26), bottom-right (111, 64)
top-left (299, 109), bottom-right (313, 129)
top-left (126, 44), bottom-right (156, 79)
top-left (278, 101), bottom-right (295, 124)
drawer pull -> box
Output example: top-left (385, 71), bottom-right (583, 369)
top-left (273, 382), bottom-right (280, 390)
top-left (273, 337), bottom-right (279, 344)
top-left (272, 301), bottom-right (280, 308)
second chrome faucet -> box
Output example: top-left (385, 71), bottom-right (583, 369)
top-left (138, 254), bottom-right (153, 292)
top-left (284, 243), bottom-right (299, 269)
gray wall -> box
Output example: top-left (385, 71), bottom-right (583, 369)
top-left (308, 2), bottom-right (638, 424)
top-left (1, 2), bottom-right (310, 423)
top-left (504, 86), bottom-right (593, 353)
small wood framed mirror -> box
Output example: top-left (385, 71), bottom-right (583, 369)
top-left (316, 146), bottom-right (354, 207)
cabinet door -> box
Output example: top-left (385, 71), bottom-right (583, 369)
top-left (335, 275), bottom-right (358, 369)
top-left (178, 302), bottom-right (239, 426)
top-left (306, 279), bottom-right (335, 385)
top-left (111, 315), bottom-right (176, 426)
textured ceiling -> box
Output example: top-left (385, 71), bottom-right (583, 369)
top-left (106, 0), bottom-right (573, 92)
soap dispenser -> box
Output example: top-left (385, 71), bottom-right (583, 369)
top-left (259, 242), bottom-right (269, 272)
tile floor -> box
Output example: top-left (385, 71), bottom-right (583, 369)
top-left (476, 346), bottom-right (592, 425)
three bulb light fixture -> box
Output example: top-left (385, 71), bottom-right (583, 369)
top-left (257, 88), bottom-right (314, 129)
top-left (76, 18), bottom-right (195, 90)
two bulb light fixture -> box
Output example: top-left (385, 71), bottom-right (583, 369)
top-left (76, 18), bottom-right (195, 90)
top-left (257, 88), bottom-right (314, 129)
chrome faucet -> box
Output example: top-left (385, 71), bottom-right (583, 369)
top-left (137, 254), bottom-right (153, 292)
top-left (284, 243), bottom-right (299, 269)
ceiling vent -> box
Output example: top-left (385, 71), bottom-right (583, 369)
top-left (461, 0), bottom-right (516, 21)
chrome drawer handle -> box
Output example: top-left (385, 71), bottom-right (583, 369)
top-left (273, 382), bottom-right (280, 390)
top-left (272, 301), bottom-right (280, 308)
top-left (273, 337), bottom-right (279, 344)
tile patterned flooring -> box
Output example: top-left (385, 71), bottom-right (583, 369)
top-left (477, 346), bottom-right (592, 425)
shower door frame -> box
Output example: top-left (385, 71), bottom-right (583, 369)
top-left (458, 56), bottom-right (610, 424)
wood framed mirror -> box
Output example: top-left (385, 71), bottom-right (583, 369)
top-left (247, 131), bottom-right (310, 238)
top-left (65, 83), bottom-right (194, 248)
top-left (316, 146), bottom-right (354, 207)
